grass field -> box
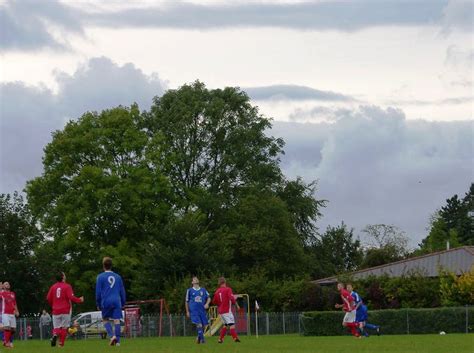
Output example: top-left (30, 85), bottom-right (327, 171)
top-left (5, 334), bottom-right (474, 353)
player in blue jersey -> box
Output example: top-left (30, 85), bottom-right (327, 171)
top-left (96, 257), bottom-right (126, 347)
top-left (347, 284), bottom-right (380, 337)
top-left (185, 276), bottom-right (211, 344)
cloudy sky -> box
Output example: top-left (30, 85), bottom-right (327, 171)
top-left (1, 0), bottom-right (473, 246)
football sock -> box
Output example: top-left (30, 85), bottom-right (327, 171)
top-left (0, 331), bottom-right (3, 342)
top-left (230, 328), bottom-right (238, 340)
top-left (114, 324), bottom-right (121, 343)
top-left (4, 330), bottom-right (11, 345)
top-left (104, 322), bottom-right (114, 337)
top-left (365, 323), bottom-right (379, 330)
top-left (219, 327), bottom-right (227, 340)
top-left (59, 328), bottom-right (67, 346)
top-left (346, 323), bottom-right (359, 336)
top-left (197, 326), bottom-right (204, 341)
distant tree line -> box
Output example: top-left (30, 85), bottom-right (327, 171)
top-left (0, 82), bottom-right (472, 314)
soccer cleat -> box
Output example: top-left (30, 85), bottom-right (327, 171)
top-left (376, 327), bottom-right (381, 336)
top-left (116, 343), bottom-right (121, 347)
top-left (110, 336), bottom-right (117, 346)
top-left (218, 339), bottom-right (223, 344)
top-left (51, 335), bottom-right (58, 347)
top-left (234, 338), bottom-right (241, 343)
top-left (195, 337), bottom-right (200, 344)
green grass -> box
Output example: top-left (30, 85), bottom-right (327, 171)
top-left (7, 334), bottom-right (474, 353)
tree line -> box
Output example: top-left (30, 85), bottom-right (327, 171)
top-left (1, 82), bottom-right (472, 314)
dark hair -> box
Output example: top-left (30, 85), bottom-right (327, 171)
top-left (103, 257), bottom-right (113, 270)
top-left (55, 272), bottom-right (64, 282)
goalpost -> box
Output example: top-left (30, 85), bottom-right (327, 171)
top-left (124, 299), bottom-right (174, 338)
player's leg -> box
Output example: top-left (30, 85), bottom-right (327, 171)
top-left (222, 312), bottom-right (239, 342)
top-left (343, 312), bottom-right (360, 337)
top-left (0, 322), bottom-right (4, 344)
top-left (59, 314), bottom-right (71, 347)
top-left (199, 312), bottom-right (208, 343)
top-left (113, 319), bottom-right (121, 346)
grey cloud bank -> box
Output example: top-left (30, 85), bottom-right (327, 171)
top-left (2, 0), bottom-right (469, 51)
top-left (1, 57), bottom-right (472, 246)
top-left (245, 85), bottom-right (354, 102)
top-left (274, 106), bottom-right (473, 244)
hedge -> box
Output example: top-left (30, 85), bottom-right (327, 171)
top-left (301, 306), bottom-right (474, 336)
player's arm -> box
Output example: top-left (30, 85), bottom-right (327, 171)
top-left (229, 289), bottom-right (240, 310)
top-left (95, 276), bottom-right (102, 310)
top-left (67, 285), bottom-right (84, 304)
top-left (185, 290), bottom-right (190, 317)
top-left (119, 277), bottom-right (126, 308)
top-left (14, 300), bottom-right (19, 317)
top-left (204, 291), bottom-right (211, 309)
top-left (212, 291), bottom-right (219, 305)
top-left (46, 286), bottom-right (53, 306)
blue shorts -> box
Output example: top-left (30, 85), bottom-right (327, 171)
top-left (190, 311), bottom-right (208, 326)
top-left (356, 306), bottom-right (368, 322)
top-left (101, 302), bottom-right (123, 320)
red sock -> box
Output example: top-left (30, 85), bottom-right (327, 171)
top-left (230, 328), bottom-right (238, 340)
top-left (4, 330), bottom-right (11, 345)
top-left (219, 327), bottom-right (227, 340)
top-left (59, 328), bottom-right (67, 346)
top-left (52, 328), bottom-right (59, 337)
top-left (346, 323), bottom-right (359, 336)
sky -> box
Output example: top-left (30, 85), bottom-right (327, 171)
top-left (1, 0), bottom-right (473, 246)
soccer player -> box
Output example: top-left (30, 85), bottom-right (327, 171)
top-left (0, 282), bottom-right (4, 343)
top-left (185, 276), bottom-right (211, 344)
top-left (46, 272), bottom-right (84, 347)
top-left (335, 282), bottom-right (360, 338)
top-left (0, 282), bottom-right (19, 348)
top-left (212, 277), bottom-right (240, 343)
top-left (346, 283), bottom-right (380, 337)
top-left (96, 257), bottom-right (126, 347)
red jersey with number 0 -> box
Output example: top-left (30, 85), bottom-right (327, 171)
top-left (340, 288), bottom-right (355, 312)
top-left (47, 282), bottom-right (82, 315)
top-left (1, 291), bottom-right (17, 315)
top-left (212, 286), bottom-right (236, 314)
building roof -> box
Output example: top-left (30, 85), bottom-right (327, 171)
top-left (313, 246), bottom-right (474, 285)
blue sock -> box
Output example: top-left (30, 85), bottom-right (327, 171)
top-left (0, 331), bottom-right (3, 342)
top-left (366, 323), bottom-right (379, 330)
top-left (114, 324), bottom-right (121, 343)
top-left (104, 322), bottom-right (114, 338)
top-left (197, 326), bottom-right (204, 342)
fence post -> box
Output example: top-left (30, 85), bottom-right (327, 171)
top-left (183, 315), bottom-right (186, 336)
top-left (266, 313), bottom-right (270, 335)
top-left (282, 312), bottom-right (286, 335)
top-left (466, 305), bottom-right (469, 334)
top-left (406, 309), bottom-right (410, 335)
top-left (298, 314), bottom-right (301, 335)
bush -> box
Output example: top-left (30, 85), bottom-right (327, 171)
top-left (301, 306), bottom-right (474, 336)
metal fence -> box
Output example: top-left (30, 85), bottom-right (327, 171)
top-left (11, 307), bottom-right (473, 341)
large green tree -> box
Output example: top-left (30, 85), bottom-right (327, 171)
top-left (27, 82), bottom-right (324, 307)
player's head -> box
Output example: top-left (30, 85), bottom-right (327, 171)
top-left (218, 277), bottom-right (226, 287)
top-left (191, 276), bottom-right (199, 286)
top-left (42, 309), bottom-right (47, 314)
top-left (103, 257), bottom-right (113, 271)
top-left (3, 281), bottom-right (10, 290)
top-left (346, 283), bottom-right (353, 292)
top-left (55, 272), bottom-right (66, 282)
top-left (337, 282), bottom-right (344, 290)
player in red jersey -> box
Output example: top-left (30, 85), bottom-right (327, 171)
top-left (212, 277), bottom-right (241, 343)
top-left (335, 282), bottom-right (360, 338)
top-left (46, 272), bottom-right (84, 347)
top-left (0, 282), bottom-right (19, 348)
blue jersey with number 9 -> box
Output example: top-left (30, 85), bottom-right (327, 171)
top-left (96, 271), bottom-right (126, 310)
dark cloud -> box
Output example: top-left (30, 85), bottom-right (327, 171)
top-left (3, 0), bottom-right (467, 52)
top-left (0, 0), bottom-right (83, 51)
top-left (245, 84), bottom-right (354, 102)
top-left (274, 106), bottom-right (474, 244)
top-left (0, 57), bottom-right (166, 193)
top-left (89, 1), bottom-right (446, 31)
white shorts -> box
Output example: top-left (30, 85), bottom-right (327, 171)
top-left (53, 314), bottom-right (71, 328)
top-left (343, 311), bottom-right (356, 324)
top-left (220, 312), bottom-right (235, 326)
top-left (2, 314), bottom-right (16, 329)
